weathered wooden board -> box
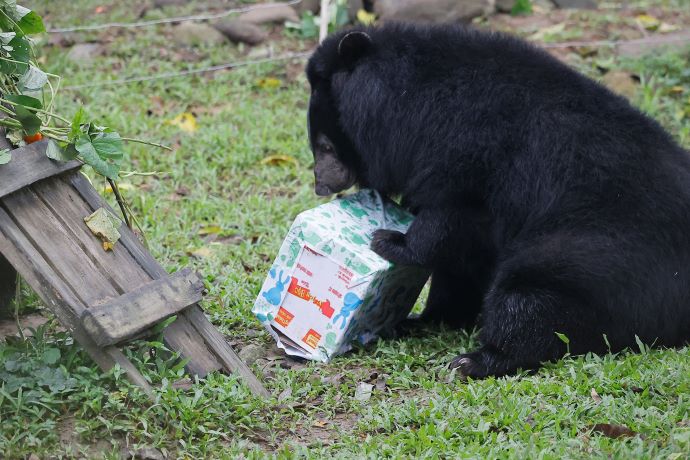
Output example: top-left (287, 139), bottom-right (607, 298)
top-left (82, 268), bottom-right (204, 347)
top-left (0, 140), bottom-right (80, 199)
top-left (0, 142), bottom-right (268, 397)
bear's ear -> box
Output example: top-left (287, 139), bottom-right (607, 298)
top-left (338, 31), bottom-right (372, 67)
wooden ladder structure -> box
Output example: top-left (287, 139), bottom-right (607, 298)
top-left (0, 140), bottom-right (268, 397)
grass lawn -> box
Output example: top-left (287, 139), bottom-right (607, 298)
top-left (1, 0), bottom-right (689, 458)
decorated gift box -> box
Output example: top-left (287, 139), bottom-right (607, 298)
top-left (252, 189), bottom-right (430, 362)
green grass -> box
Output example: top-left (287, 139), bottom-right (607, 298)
top-left (1, 1), bottom-right (689, 458)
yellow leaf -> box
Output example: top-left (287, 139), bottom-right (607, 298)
top-left (636, 14), bottom-right (660, 31)
top-left (256, 77), bottom-right (282, 90)
top-left (165, 112), bottom-right (198, 133)
top-left (669, 86), bottom-right (684, 95)
top-left (260, 154), bottom-right (298, 167)
top-left (84, 208), bottom-right (121, 251)
top-left (357, 9), bottom-right (376, 26)
top-left (198, 225), bottom-right (222, 236)
top-left (187, 246), bottom-right (213, 259)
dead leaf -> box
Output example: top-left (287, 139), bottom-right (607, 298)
top-left (355, 382), bottom-right (374, 402)
top-left (187, 246), bottom-right (213, 259)
top-left (260, 154), bottom-right (298, 167)
top-left (602, 71), bottom-right (637, 99)
top-left (165, 112), bottom-right (198, 133)
top-left (589, 423), bottom-right (639, 439)
top-left (590, 388), bottom-right (602, 404)
top-left (175, 186), bottom-right (191, 196)
top-left (659, 22), bottom-right (680, 33)
top-left (313, 419), bottom-right (328, 428)
top-left (84, 208), bottom-right (121, 251)
top-left (256, 77), bottom-right (282, 89)
top-left (529, 22), bottom-right (566, 42)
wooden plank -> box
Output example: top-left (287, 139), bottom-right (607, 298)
top-left (0, 141), bottom-right (80, 199)
top-left (32, 178), bottom-right (152, 293)
top-left (68, 172), bottom-right (225, 376)
top-left (69, 172), bottom-right (267, 394)
top-left (82, 269), bottom-right (204, 347)
top-left (185, 306), bottom-right (270, 397)
top-left (2, 188), bottom-right (122, 306)
top-left (0, 206), bottom-right (153, 396)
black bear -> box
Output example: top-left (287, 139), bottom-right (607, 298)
top-left (305, 23), bottom-right (690, 378)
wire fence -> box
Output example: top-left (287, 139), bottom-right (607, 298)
top-left (47, 0), bottom-right (303, 33)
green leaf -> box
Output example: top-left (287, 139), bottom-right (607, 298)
top-left (91, 131), bottom-right (124, 160)
top-left (0, 34), bottom-right (29, 73)
top-left (46, 139), bottom-right (77, 161)
top-left (0, 148), bottom-right (10, 164)
top-left (511, 0), bottom-right (532, 16)
top-left (42, 347), bottom-right (61, 365)
top-left (0, 31), bottom-right (15, 43)
top-left (555, 332), bottom-right (570, 344)
top-left (14, 104), bottom-right (40, 135)
top-left (15, 7), bottom-right (45, 35)
top-left (5, 93), bottom-right (42, 109)
top-left (74, 135), bottom-right (119, 179)
top-left (69, 107), bottom-right (86, 141)
top-left (18, 65), bottom-right (47, 92)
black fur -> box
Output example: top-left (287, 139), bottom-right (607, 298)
top-left (306, 23), bottom-right (690, 378)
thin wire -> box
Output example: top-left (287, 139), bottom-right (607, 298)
top-left (62, 51), bottom-right (313, 90)
top-left (59, 31), bottom-right (690, 91)
top-left (540, 33), bottom-right (690, 49)
top-left (47, 0), bottom-right (303, 33)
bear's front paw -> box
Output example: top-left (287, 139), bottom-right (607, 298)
top-left (370, 229), bottom-right (407, 263)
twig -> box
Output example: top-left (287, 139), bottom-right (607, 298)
top-left (121, 137), bottom-right (172, 151)
top-left (319, 0), bottom-right (330, 43)
top-left (108, 178), bottom-right (132, 230)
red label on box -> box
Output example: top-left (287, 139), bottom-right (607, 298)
top-left (275, 307), bottom-right (294, 327)
top-left (302, 329), bottom-right (321, 349)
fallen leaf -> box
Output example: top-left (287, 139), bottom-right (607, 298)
top-left (84, 208), bottom-right (121, 251)
top-left (255, 77), bottom-right (282, 89)
top-left (357, 9), bottom-right (376, 26)
top-left (198, 225), bottom-right (222, 236)
top-left (355, 382), bottom-right (374, 402)
top-left (260, 154), bottom-right (298, 167)
top-left (669, 86), bottom-right (684, 95)
top-left (188, 247), bottom-right (213, 259)
top-left (165, 112), bottom-right (198, 133)
top-left (636, 14), bottom-right (660, 31)
top-left (94, 5), bottom-right (108, 14)
top-left (589, 423), bottom-right (639, 439)
top-left (313, 419), bottom-right (328, 428)
top-left (175, 186), bottom-right (191, 196)
top-left (590, 388), bottom-right (602, 404)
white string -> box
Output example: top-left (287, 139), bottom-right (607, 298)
top-left (47, 0), bottom-right (303, 33)
top-left (62, 51), bottom-right (313, 90)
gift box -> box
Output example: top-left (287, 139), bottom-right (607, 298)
top-left (252, 190), bottom-right (430, 362)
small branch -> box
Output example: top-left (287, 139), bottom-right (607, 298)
top-left (107, 178), bottom-right (132, 230)
top-left (14, 273), bottom-right (25, 341)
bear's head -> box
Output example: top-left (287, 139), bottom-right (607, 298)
top-left (306, 30), bottom-right (373, 196)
